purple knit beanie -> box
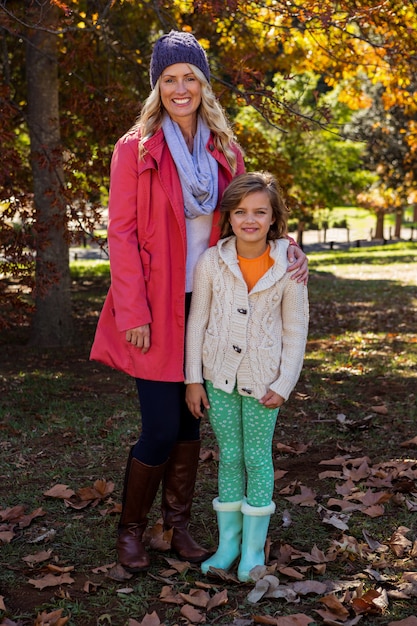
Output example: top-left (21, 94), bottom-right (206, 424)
top-left (150, 30), bottom-right (210, 89)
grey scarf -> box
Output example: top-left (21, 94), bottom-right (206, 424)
top-left (162, 114), bottom-right (218, 219)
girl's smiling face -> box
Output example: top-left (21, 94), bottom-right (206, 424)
top-left (229, 190), bottom-right (275, 257)
top-left (159, 63), bottom-right (202, 126)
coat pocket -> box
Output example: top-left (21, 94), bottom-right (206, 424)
top-left (139, 247), bottom-right (151, 282)
top-left (258, 344), bottom-right (281, 383)
top-left (202, 330), bottom-right (219, 371)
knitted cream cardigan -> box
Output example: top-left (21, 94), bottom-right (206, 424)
top-left (185, 236), bottom-right (309, 401)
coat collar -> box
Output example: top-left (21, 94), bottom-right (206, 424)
top-left (217, 236), bottom-right (290, 291)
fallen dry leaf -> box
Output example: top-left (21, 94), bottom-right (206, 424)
top-left (180, 604), bottom-right (205, 623)
top-left (253, 615), bottom-right (279, 625)
top-left (43, 484), bottom-right (75, 499)
top-left (116, 587), bottom-right (134, 594)
top-left (336, 478), bottom-right (357, 496)
top-left (247, 579), bottom-right (271, 604)
top-left (106, 563), bottom-right (133, 581)
top-left (22, 550), bottom-right (53, 565)
top-left (163, 556), bottom-right (190, 573)
top-left (276, 441), bottom-right (311, 455)
top-left (83, 580), bottom-right (101, 593)
top-left (274, 469), bottom-right (289, 480)
top-left (351, 588), bottom-right (382, 614)
top-left (371, 404), bottom-right (388, 414)
top-left (302, 544), bottom-right (331, 564)
top-left (285, 485), bottom-right (317, 507)
top-left (179, 589), bottom-right (210, 608)
top-left (77, 478), bottom-right (114, 501)
top-left (204, 566), bottom-right (239, 582)
top-left (319, 593), bottom-right (350, 619)
top-left (206, 589), bottom-right (228, 611)
top-left (318, 506), bottom-right (350, 531)
top-left (91, 562), bottom-right (116, 574)
top-left (319, 455), bottom-right (351, 466)
top-left (0, 530), bottom-right (15, 544)
top-left (344, 459), bottom-right (371, 482)
top-left (0, 505), bottom-right (26, 521)
top-left (278, 566), bottom-right (304, 580)
top-left (275, 616), bottom-right (315, 626)
top-left (159, 585), bottom-right (184, 605)
top-left (355, 489), bottom-right (392, 507)
top-left (28, 573), bottom-right (74, 590)
top-left (33, 608), bottom-right (69, 625)
top-left (291, 580), bottom-right (328, 595)
top-left (319, 470), bottom-right (344, 480)
top-left (47, 563), bottom-right (74, 574)
top-left (130, 612), bottom-right (164, 626)
top-left (362, 504), bottom-right (385, 517)
top-left (388, 527), bottom-right (412, 557)
top-left (144, 521), bottom-right (172, 551)
top-left (400, 436), bottom-right (417, 448)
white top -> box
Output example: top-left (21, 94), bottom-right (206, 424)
top-left (185, 214), bottom-right (213, 293)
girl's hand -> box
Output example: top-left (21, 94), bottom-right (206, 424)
top-left (259, 390), bottom-right (285, 409)
top-left (126, 324), bottom-right (150, 354)
top-left (186, 383), bottom-right (210, 419)
top-left (287, 245), bottom-right (309, 285)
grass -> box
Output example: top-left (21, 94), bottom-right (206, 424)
top-left (0, 242), bottom-right (416, 625)
top-left (315, 205), bottom-right (416, 238)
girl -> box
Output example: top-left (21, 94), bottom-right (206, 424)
top-left (185, 171), bottom-right (309, 582)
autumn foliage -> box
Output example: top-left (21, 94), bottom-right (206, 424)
top-left (0, 1), bottom-right (416, 338)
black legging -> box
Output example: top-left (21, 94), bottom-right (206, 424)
top-left (132, 293), bottom-right (200, 465)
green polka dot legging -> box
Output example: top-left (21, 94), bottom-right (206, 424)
top-left (205, 381), bottom-right (279, 508)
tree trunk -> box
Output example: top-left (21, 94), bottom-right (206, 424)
top-left (374, 211), bottom-right (385, 240)
top-left (26, 3), bottom-right (73, 346)
top-left (394, 207), bottom-right (403, 239)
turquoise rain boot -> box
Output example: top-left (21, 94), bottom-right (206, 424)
top-left (237, 499), bottom-right (276, 582)
top-left (201, 498), bottom-right (243, 574)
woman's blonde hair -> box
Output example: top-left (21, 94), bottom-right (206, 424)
top-left (219, 171), bottom-right (289, 240)
top-left (134, 64), bottom-right (241, 173)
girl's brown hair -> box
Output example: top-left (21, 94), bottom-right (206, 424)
top-left (219, 171), bottom-right (289, 240)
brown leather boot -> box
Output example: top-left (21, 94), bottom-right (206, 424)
top-left (161, 440), bottom-right (212, 563)
top-left (117, 453), bottom-right (166, 572)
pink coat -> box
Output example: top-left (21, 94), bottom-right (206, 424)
top-left (90, 127), bottom-right (245, 381)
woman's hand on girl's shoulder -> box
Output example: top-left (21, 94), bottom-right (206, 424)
top-left (186, 383), bottom-right (210, 419)
top-left (287, 244), bottom-right (309, 285)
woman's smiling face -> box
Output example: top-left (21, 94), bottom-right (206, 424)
top-left (159, 63), bottom-right (202, 126)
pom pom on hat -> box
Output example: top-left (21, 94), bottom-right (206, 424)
top-left (150, 30), bottom-right (210, 88)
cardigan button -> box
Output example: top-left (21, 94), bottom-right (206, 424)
top-left (237, 308), bottom-right (247, 314)
top-left (241, 387), bottom-right (253, 394)
top-left (209, 144), bottom-right (215, 151)
top-left (233, 345), bottom-right (242, 353)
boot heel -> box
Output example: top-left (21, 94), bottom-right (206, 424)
top-left (161, 440), bottom-right (211, 562)
top-left (117, 456), bottom-right (166, 571)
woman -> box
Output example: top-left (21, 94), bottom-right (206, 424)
top-left (91, 30), bottom-right (308, 573)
